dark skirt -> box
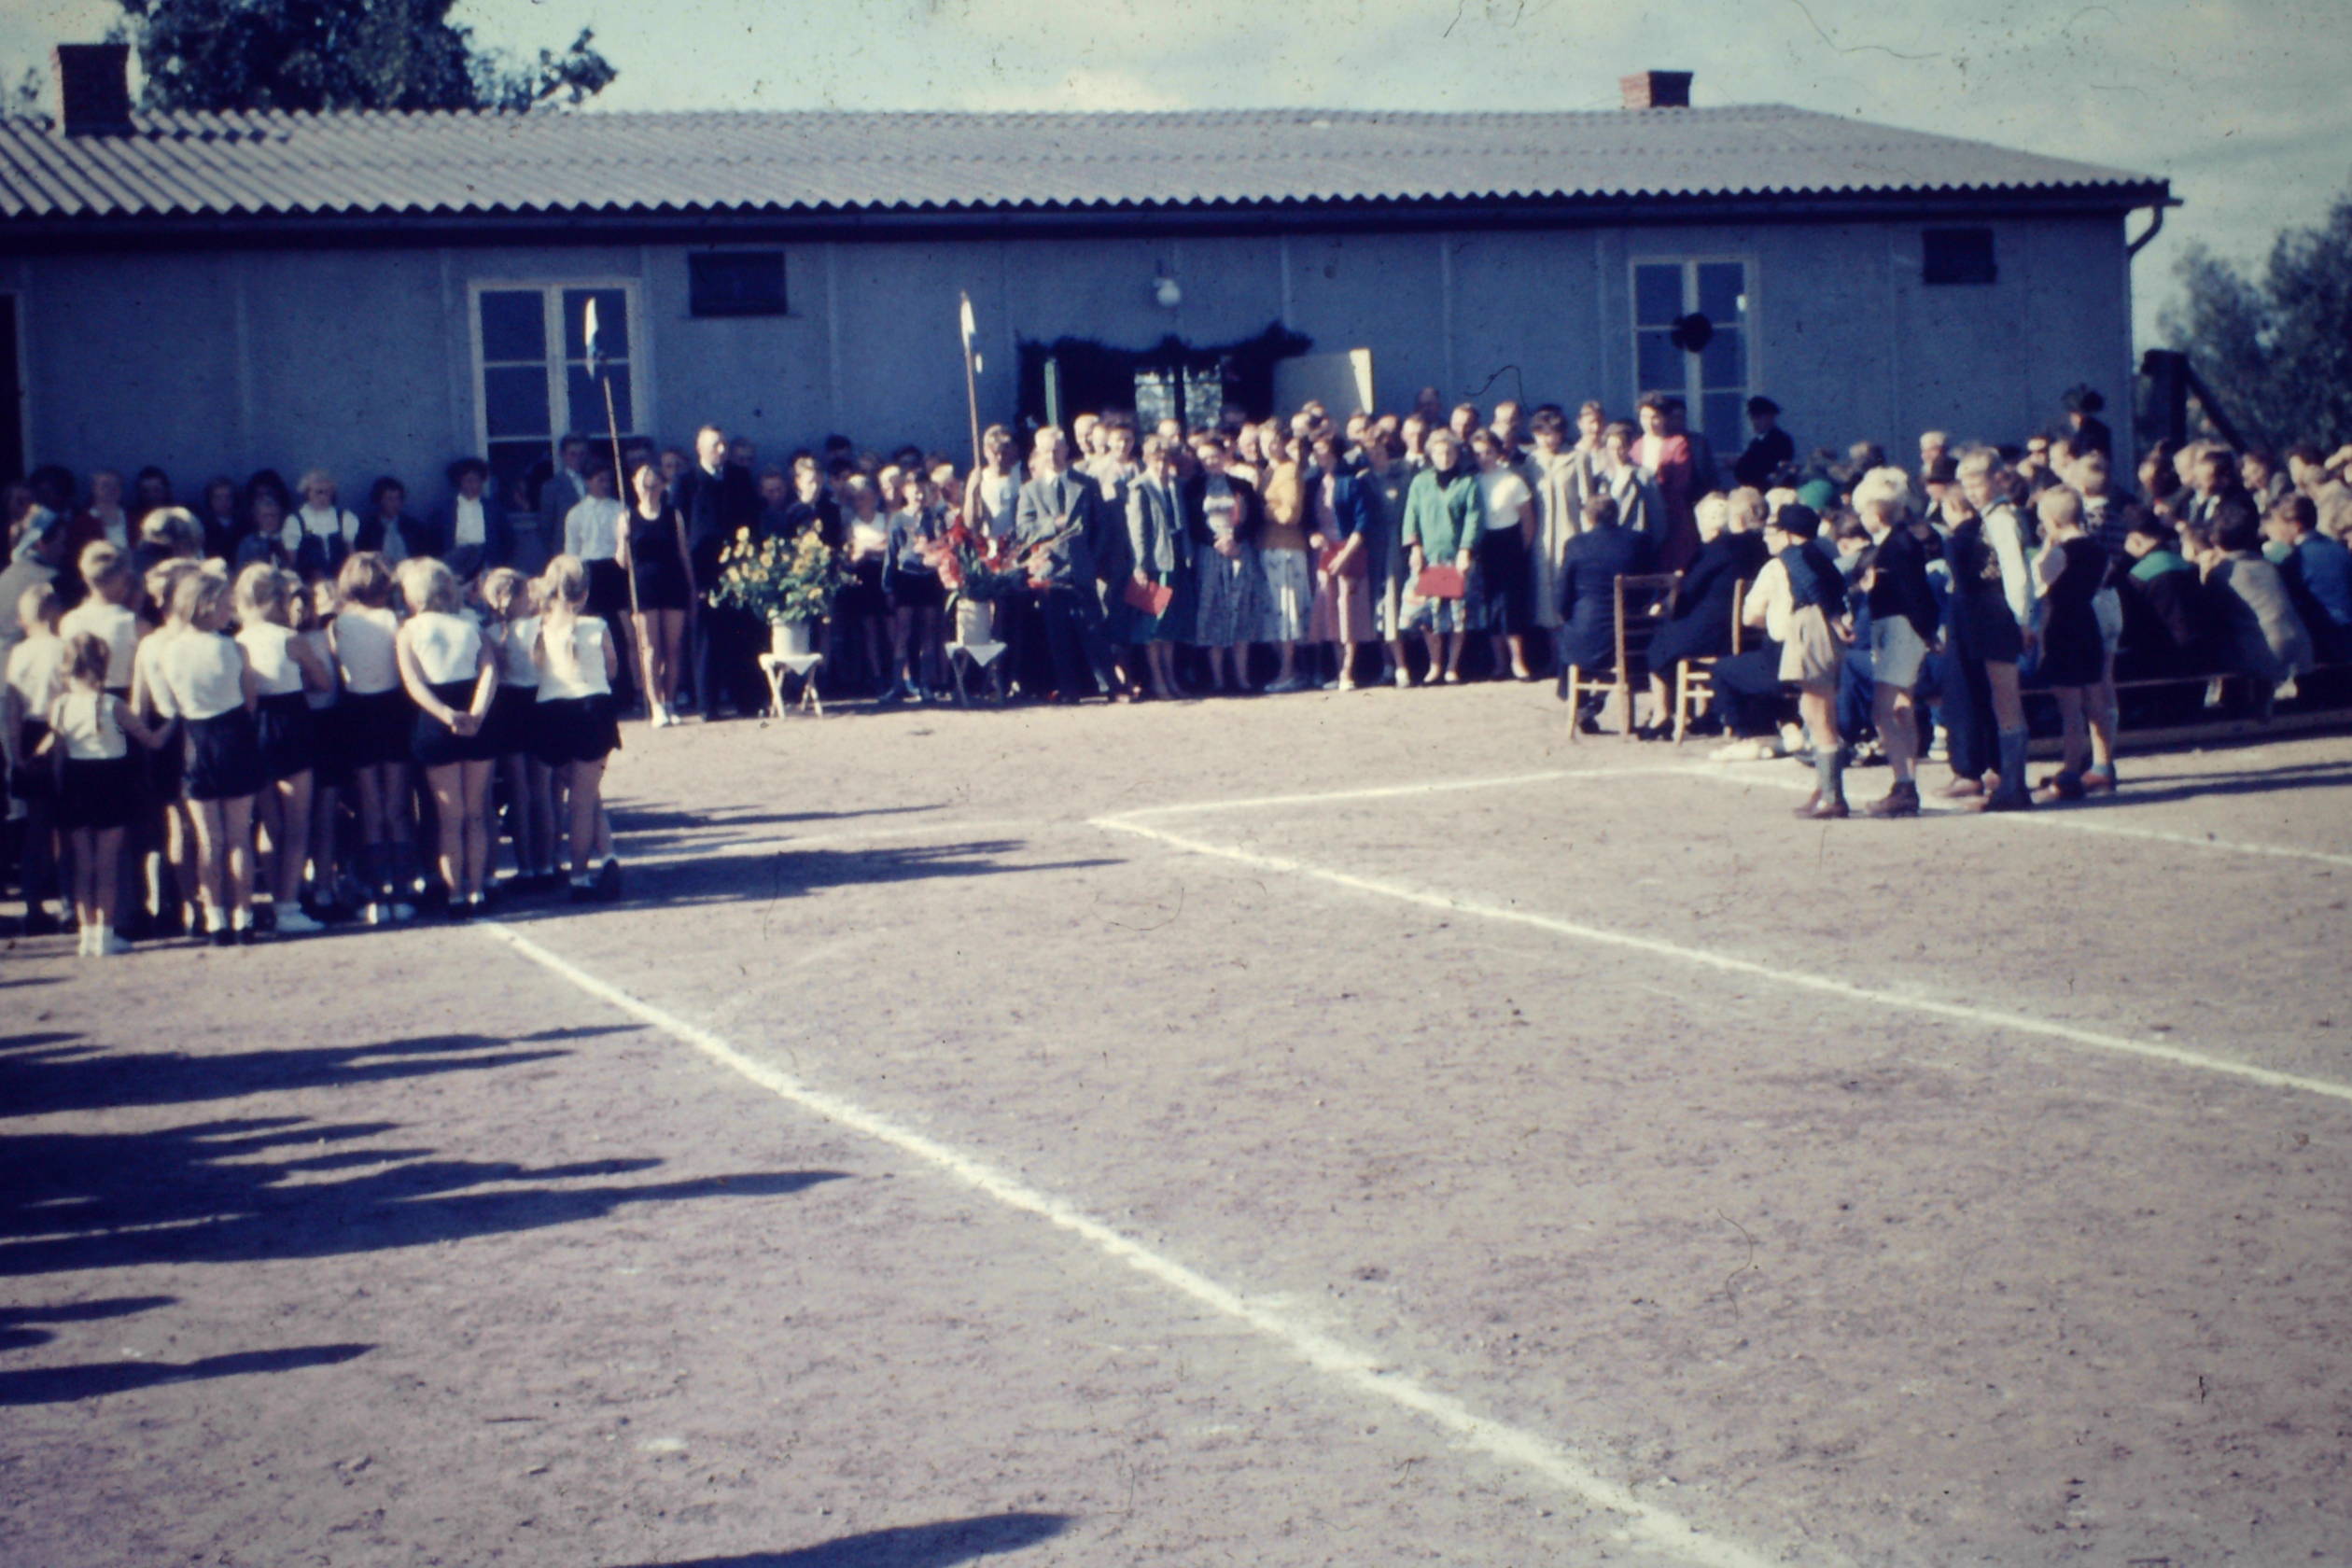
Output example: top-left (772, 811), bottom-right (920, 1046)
top-left (533, 693), bottom-right (619, 767)
top-left (10, 718), bottom-right (52, 804)
top-left (338, 687), bottom-right (413, 770)
top-left (254, 691), bottom-right (315, 782)
top-left (182, 707), bottom-right (265, 802)
top-left (58, 754), bottom-right (139, 831)
top-left (838, 555), bottom-right (889, 618)
top-left (413, 679), bottom-right (493, 769)
top-left (889, 569), bottom-right (945, 613)
top-left (1646, 601), bottom-right (1738, 670)
top-left (1474, 526), bottom-right (1535, 634)
top-left (482, 683), bottom-right (539, 759)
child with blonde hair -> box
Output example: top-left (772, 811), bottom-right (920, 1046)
top-left (481, 567), bottom-right (557, 889)
top-left (5, 582), bottom-right (68, 933)
top-left (330, 552), bottom-right (417, 922)
top-left (145, 570), bottom-right (263, 944)
top-left (235, 563), bottom-right (332, 932)
top-left (395, 557), bottom-right (499, 915)
top-left (532, 555), bottom-right (622, 901)
top-left (46, 632), bottom-right (167, 953)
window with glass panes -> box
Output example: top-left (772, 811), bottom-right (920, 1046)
top-left (470, 283), bottom-right (643, 502)
top-left (1631, 259), bottom-right (1752, 448)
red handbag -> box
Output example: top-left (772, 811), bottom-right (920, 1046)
top-left (1415, 566), bottom-right (1466, 600)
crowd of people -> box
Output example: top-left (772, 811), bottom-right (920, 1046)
top-left (7, 382), bottom-right (2352, 950)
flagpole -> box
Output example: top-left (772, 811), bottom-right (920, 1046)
top-left (959, 289), bottom-right (983, 478)
top-left (585, 298), bottom-right (643, 710)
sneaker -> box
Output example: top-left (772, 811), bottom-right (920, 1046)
top-left (273, 907), bottom-right (325, 936)
top-left (1393, 668), bottom-right (1413, 690)
top-left (95, 931), bottom-right (134, 957)
top-left (76, 924), bottom-right (95, 957)
top-left (1708, 737), bottom-right (1781, 763)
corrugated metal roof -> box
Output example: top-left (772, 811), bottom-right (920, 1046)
top-left (0, 104), bottom-right (2166, 223)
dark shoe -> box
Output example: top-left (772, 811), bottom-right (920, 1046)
top-left (209, 928), bottom-right (236, 948)
top-left (594, 859), bottom-right (623, 903)
top-left (251, 903), bottom-right (277, 934)
top-left (2036, 770), bottom-right (2086, 802)
top-left (1864, 781), bottom-right (1922, 819)
top-left (236, 925), bottom-right (262, 945)
top-left (568, 881), bottom-right (597, 904)
top-left (1981, 789), bottom-right (2034, 813)
top-left (19, 906), bottom-right (62, 937)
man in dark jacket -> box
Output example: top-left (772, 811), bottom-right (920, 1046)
top-left (1555, 493), bottom-right (1655, 728)
top-left (680, 424), bottom-right (762, 717)
top-left (1015, 428), bottom-right (1107, 700)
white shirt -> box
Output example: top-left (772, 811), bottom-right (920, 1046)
top-left (57, 599), bottom-right (139, 689)
top-left (497, 616), bottom-right (542, 690)
top-left (285, 504), bottom-right (358, 556)
top-left (332, 606), bottom-right (401, 694)
top-left (147, 630), bottom-right (246, 722)
top-left (403, 610), bottom-right (483, 686)
top-left (296, 628), bottom-right (339, 710)
top-left (1982, 501), bottom-right (2036, 631)
top-left (454, 495), bottom-right (487, 550)
top-left (1477, 469), bottom-right (1532, 537)
top-left (5, 634), bottom-right (65, 721)
top-left (53, 688), bottom-right (127, 761)
top-left (535, 615), bottom-right (611, 701)
top-left (1744, 557), bottom-right (1796, 643)
top-left (236, 621), bottom-right (306, 697)
top-left (565, 496), bottom-right (624, 563)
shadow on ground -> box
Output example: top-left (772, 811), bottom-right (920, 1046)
top-left (0, 1341), bottom-right (371, 1407)
top-left (0, 1029), bottom-right (848, 1278)
top-left (606, 1512), bottom-right (1069, 1567)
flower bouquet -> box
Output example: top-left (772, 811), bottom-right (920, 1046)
top-left (928, 523), bottom-right (1030, 605)
top-left (706, 526), bottom-right (847, 625)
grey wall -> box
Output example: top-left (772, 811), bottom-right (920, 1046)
top-left (10, 209), bottom-right (2135, 506)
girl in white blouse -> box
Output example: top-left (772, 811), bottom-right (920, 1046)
top-left (481, 567), bottom-right (557, 890)
top-left (330, 553), bottom-right (417, 923)
top-left (46, 631), bottom-right (165, 955)
top-left (147, 570), bottom-right (262, 945)
top-left (532, 555), bottom-right (622, 902)
top-left (395, 558), bottom-right (500, 916)
top-left (235, 565), bottom-right (331, 935)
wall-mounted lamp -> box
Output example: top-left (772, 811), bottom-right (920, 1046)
top-left (1153, 274), bottom-right (1183, 310)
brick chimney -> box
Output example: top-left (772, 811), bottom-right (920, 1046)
top-left (54, 43), bottom-right (133, 135)
top-left (1619, 70), bottom-right (1693, 110)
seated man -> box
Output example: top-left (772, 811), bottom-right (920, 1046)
top-left (2264, 494), bottom-right (2352, 664)
top-left (1555, 493), bottom-right (1654, 730)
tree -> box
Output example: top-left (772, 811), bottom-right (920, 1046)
top-left (111, 0), bottom-right (616, 115)
top-left (2159, 187), bottom-right (2352, 452)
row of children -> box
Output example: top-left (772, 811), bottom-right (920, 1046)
top-left (3, 545), bottom-right (627, 955)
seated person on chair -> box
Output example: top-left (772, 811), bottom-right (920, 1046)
top-left (1555, 493), bottom-right (1654, 728)
top-left (1643, 489), bottom-right (1771, 737)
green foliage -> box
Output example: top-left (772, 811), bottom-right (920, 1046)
top-left (111, 0), bottom-right (615, 114)
top-left (2160, 189), bottom-right (2352, 451)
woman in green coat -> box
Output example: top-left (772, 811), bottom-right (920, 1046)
top-left (1401, 428), bottom-right (1488, 683)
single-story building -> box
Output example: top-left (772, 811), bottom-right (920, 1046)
top-left (0, 46), bottom-right (2171, 502)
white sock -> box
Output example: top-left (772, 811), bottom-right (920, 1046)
top-left (204, 907), bottom-right (227, 933)
top-left (231, 908), bottom-right (252, 931)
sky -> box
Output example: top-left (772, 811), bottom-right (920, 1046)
top-left (5, 0), bottom-right (2348, 343)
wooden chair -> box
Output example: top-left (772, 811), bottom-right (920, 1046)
top-left (1563, 572), bottom-right (1679, 740)
top-left (1672, 578), bottom-right (1748, 744)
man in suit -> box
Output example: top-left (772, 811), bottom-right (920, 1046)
top-left (1556, 492), bottom-right (1656, 731)
top-left (679, 423), bottom-right (762, 718)
top-left (1015, 427), bottom-right (1108, 700)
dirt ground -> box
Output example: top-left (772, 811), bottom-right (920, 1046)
top-left (5, 682), bottom-right (2350, 1568)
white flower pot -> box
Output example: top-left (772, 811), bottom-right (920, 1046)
top-left (770, 620), bottom-right (814, 658)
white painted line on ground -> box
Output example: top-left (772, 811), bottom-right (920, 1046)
top-left (1670, 763), bottom-right (2352, 870)
top-left (1114, 764), bottom-right (1697, 820)
top-left (1092, 815), bottom-right (2352, 1109)
top-left (475, 919), bottom-right (1776, 1568)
